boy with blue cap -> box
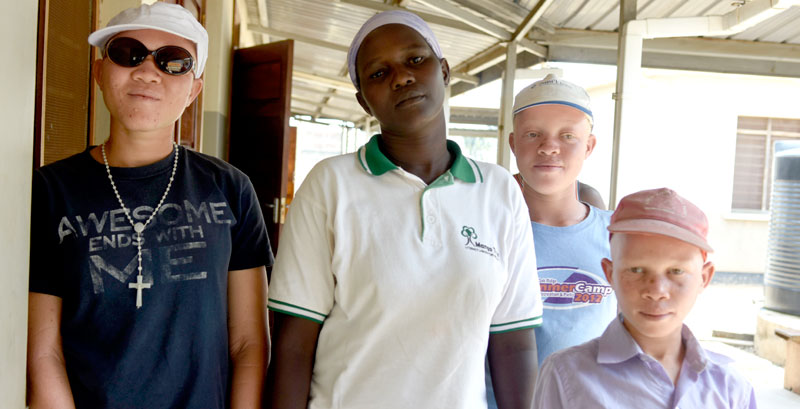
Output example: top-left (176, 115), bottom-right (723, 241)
top-left (486, 74), bottom-right (616, 408)
top-left (511, 74), bottom-right (617, 360)
top-left (27, 3), bottom-right (272, 408)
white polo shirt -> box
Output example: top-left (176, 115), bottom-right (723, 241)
top-left (268, 135), bottom-right (542, 409)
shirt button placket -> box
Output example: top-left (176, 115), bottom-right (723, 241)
top-left (423, 191), bottom-right (442, 247)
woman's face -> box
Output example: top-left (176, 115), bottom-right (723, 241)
top-left (355, 24), bottom-right (449, 135)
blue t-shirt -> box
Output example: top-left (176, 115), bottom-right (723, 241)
top-left (487, 205), bottom-right (615, 407)
top-left (29, 146), bottom-right (273, 409)
top-left (531, 205), bottom-right (616, 363)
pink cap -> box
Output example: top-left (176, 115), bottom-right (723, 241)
top-left (608, 188), bottom-right (713, 252)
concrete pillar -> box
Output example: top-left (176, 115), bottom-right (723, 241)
top-left (0, 1), bottom-right (38, 407)
top-left (497, 41), bottom-right (517, 170)
top-left (609, 0), bottom-right (640, 209)
top-left (201, 0), bottom-right (234, 159)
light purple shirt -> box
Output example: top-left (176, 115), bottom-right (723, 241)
top-left (533, 315), bottom-right (757, 409)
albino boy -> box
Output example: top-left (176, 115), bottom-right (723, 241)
top-left (533, 188), bottom-right (757, 408)
top-left (510, 74), bottom-right (617, 363)
top-left (487, 73), bottom-right (615, 408)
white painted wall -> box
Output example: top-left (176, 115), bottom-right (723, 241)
top-left (579, 69), bottom-right (800, 274)
top-left (0, 1), bottom-right (38, 407)
top-left (201, 0), bottom-right (234, 159)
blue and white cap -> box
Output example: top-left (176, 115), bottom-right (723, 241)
top-left (513, 74), bottom-right (593, 125)
top-left (347, 10), bottom-right (443, 91)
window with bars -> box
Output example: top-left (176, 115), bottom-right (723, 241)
top-left (731, 116), bottom-right (800, 211)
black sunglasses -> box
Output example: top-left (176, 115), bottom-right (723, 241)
top-left (105, 37), bottom-right (194, 76)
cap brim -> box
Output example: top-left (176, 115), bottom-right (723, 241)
top-left (513, 100), bottom-right (592, 117)
top-left (608, 219), bottom-right (713, 252)
top-left (88, 24), bottom-right (198, 49)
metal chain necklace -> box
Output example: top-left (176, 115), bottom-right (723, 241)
top-left (101, 141), bottom-right (179, 309)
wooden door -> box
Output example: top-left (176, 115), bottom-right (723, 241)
top-left (34, 0), bottom-right (96, 167)
top-left (228, 40), bottom-right (294, 253)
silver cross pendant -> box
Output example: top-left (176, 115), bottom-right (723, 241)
top-left (129, 274), bottom-right (152, 309)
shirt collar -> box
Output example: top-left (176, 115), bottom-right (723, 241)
top-left (357, 134), bottom-right (481, 183)
top-left (597, 314), bottom-right (643, 364)
top-left (597, 314), bottom-right (714, 375)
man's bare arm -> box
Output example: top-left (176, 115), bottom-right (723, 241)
top-left (228, 266), bottom-right (269, 409)
top-left (27, 292), bottom-right (75, 409)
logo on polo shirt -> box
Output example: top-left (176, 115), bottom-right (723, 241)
top-left (539, 267), bottom-right (614, 309)
top-left (461, 226), bottom-right (500, 260)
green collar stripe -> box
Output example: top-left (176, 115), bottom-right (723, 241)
top-left (359, 135), bottom-right (481, 183)
top-left (357, 145), bottom-right (371, 174)
top-left (447, 141), bottom-right (477, 183)
top-left (362, 135), bottom-right (397, 175)
top-left (467, 158), bottom-right (484, 183)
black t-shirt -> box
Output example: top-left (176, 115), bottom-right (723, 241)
top-left (30, 146), bottom-right (273, 409)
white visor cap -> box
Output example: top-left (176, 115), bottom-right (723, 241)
top-left (88, 2), bottom-right (208, 78)
top-left (513, 74), bottom-right (593, 125)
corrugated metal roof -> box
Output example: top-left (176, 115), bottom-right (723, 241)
top-left (733, 5), bottom-right (800, 41)
top-left (243, 0), bottom-right (800, 125)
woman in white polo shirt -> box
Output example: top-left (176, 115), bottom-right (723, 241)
top-left (266, 11), bottom-right (543, 409)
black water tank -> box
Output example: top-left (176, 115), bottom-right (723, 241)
top-left (765, 140), bottom-right (800, 316)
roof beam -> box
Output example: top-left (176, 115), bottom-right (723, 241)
top-left (293, 107), bottom-right (357, 122)
top-left (449, 106), bottom-right (499, 126)
top-left (414, 0), bottom-right (512, 40)
top-left (456, 0), bottom-right (533, 20)
top-left (315, 65), bottom-right (351, 119)
top-left (448, 41), bottom-right (545, 85)
top-left (542, 28), bottom-right (800, 63)
top-left (549, 44), bottom-right (800, 78)
top-left (544, 29), bottom-right (800, 78)
top-left (248, 25), bottom-right (349, 53)
top-left (451, 43), bottom-right (507, 75)
top-left (448, 128), bottom-right (498, 138)
top-left (337, 0), bottom-right (485, 35)
top-left (295, 86), bottom-right (356, 104)
top-left (511, 0), bottom-right (556, 42)
top-left (450, 51), bottom-right (545, 97)
top-left (450, 71), bottom-right (479, 85)
top-left (256, 0), bottom-right (268, 27)
top-left (238, 1), bottom-right (259, 47)
top-left (518, 38), bottom-right (548, 58)
top-left (293, 96), bottom-right (367, 117)
top-left (448, 0), bottom-right (519, 30)
top-left (293, 70), bottom-right (356, 92)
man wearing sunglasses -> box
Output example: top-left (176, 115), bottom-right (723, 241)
top-left (27, 3), bottom-right (272, 408)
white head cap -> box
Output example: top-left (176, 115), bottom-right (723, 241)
top-left (513, 74), bottom-right (593, 126)
top-left (88, 2), bottom-right (208, 78)
top-left (347, 10), bottom-right (443, 91)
